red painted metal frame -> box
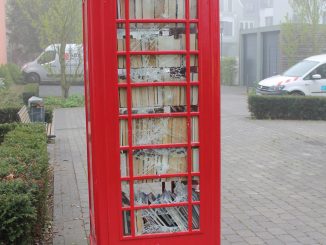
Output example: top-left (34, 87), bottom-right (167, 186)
top-left (82, 0), bottom-right (220, 244)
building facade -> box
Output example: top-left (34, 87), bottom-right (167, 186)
top-left (0, 0), bottom-right (7, 65)
top-left (220, 0), bottom-right (293, 58)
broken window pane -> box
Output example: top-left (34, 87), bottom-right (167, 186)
top-left (130, 55), bottom-right (186, 82)
top-left (122, 181), bottom-right (130, 206)
top-left (117, 23), bottom-right (126, 51)
top-left (132, 117), bottom-right (187, 145)
top-left (190, 24), bottom-right (198, 51)
top-left (133, 148), bottom-right (188, 176)
top-left (129, 23), bottom-right (186, 51)
top-left (192, 176), bottom-right (200, 201)
top-left (134, 177), bottom-right (188, 206)
top-left (119, 88), bottom-right (127, 114)
top-left (192, 205), bottom-right (200, 230)
top-left (120, 150), bottom-right (129, 177)
top-left (130, 86), bottom-right (187, 114)
top-left (191, 86), bottom-right (199, 112)
top-left (118, 56), bottom-right (127, 83)
top-left (135, 206), bottom-right (189, 235)
top-left (129, 0), bottom-right (186, 19)
top-left (190, 55), bottom-right (198, 81)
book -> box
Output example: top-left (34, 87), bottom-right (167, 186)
top-left (190, 0), bottom-right (197, 19)
top-left (135, 0), bottom-right (143, 19)
top-left (177, 0), bottom-right (185, 19)
top-left (142, 0), bottom-right (155, 19)
top-left (154, 0), bottom-right (165, 18)
top-left (192, 148), bottom-right (199, 172)
top-left (118, 56), bottom-right (125, 69)
top-left (120, 150), bottom-right (128, 177)
top-left (191, 117), bottom-right (198, 142)
top-left (158, 36), bottom-right (181, 51)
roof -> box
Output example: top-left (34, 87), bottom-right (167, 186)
top-left (306, 54), bottom-right (326, 62)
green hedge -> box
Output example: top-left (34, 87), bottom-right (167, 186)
top-left (221, 57), bottom-right (237, 85)
top-left (0, 124), bottom-right (48, 244)
top-left (0, 124), bottom-right (17, 143)
top-left (0, 107), bottom-right (20, 124)
top-left (0, 107), bottom-right (53, 124)
top-left (248, 95), bottom-right (326, 120)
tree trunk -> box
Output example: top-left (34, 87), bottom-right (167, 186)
top-left (59, 43), bottom-right (70, 98)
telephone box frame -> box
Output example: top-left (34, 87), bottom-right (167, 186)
top-left (82, 0), bottom-right (220, 244)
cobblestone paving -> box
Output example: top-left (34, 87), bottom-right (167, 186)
top-left (222, 86), bottom-right (326, 244)
top-left (51, 108), bottom-right (89, 245)
top-left (51, 87), bottom-right (326, 244)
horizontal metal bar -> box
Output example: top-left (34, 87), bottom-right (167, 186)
top-left (117, 51), bottom-right (199, 55)
top-left (133, 173), bottom-right (189, 180)
top-left (118, 82), bottom-right (200, 88)
top-left (121, 230), bottom-right (202, 240)
top-left (119, 112), bottom-right (200, 119)
top-left (120, 143), bottom-right (199, 151)
top-left (116, 19), bottom-right (199, 23)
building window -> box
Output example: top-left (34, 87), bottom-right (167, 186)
top-left (228, 0), bottom-right (232, 12)
top-left (265, 16), bottom-right (273, 26)
top-left (240, 21), bottom-right (254, 30)
top-left (221, 21), bottom-right (233, 36)
top-left (261, 0), bottom-right (273, 8)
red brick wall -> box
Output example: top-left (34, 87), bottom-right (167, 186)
top-left (0, 0), bottom-right (7, 65)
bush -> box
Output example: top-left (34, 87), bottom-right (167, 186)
top-left (0, 124), bottom-right (48, 244)
top-left (221, 57), bottom-right (237, 85)
top-left (248, 95), bottom-right (326, 120)
top-left (0, 123), bottom-right (17, 143)
top-left (0, 63), bottom-right (23, 86)
top-left (0, 107), bottom-right (20, 124)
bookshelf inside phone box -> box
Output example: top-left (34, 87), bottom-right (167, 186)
top-left (83, 0), bottom-right (220, 244)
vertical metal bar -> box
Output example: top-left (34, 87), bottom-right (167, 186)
top-left (125, 0), bottom-right (136, 237)
top-left (185, 0), bottom-right (193, 233)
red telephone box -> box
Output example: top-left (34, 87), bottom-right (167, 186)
top-left (82, 0), bottom-right (220, 244)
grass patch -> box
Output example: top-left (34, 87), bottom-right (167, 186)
top-left (44, 95), bottom-right (85, 109)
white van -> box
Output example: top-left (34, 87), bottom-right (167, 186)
top-left (22, 44), bottom-right (84, 84)
top-left (256, 54), bottom-right (326, 96)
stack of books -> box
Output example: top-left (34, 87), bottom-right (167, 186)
top-left (121, 181), bottom-right (200, 234)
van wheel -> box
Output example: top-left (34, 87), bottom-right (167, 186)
top-left (290, 91), bottom-right (305, 96)
top-left (25, 73), bottom-right (40, 83)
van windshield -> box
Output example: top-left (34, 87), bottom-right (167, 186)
top-left (283, 60), bottom-right (319, 77)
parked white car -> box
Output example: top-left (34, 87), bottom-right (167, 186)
top-left (22, 44), bottom-right (84, 84)
top-left (256, 54), bottom-right (326, 96)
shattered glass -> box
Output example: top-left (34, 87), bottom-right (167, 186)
top-left (132, 117), bottom-right (187, 145)
top-left (134, 178), bottom-right (188, 205)
top-left (130, 55), bottom-right (186, 83)
top-left (133, 148), bottom-right (187, 175)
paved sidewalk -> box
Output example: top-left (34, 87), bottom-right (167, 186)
top-left (50, 87), bottom-right (326, 244)
top-left (51, 108), bottom-right (89, 244)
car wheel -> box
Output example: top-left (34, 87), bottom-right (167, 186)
top-left (25, 73), bottom-right (40, 83)
top-left (290, 91), bottom-right (305, 96)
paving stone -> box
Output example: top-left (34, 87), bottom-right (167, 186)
top-left (51, 88), bottom-right (326, 244)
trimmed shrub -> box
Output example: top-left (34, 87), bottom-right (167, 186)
top-left (0, 123), bottom-right (17, 143)
top-left (221, 57), bottom-right (237, 85)
top-left (0, 107), bottom-right (20, 124)
top-left (0, 124), bottom-right (48, 244)
top-left (248, 95), bottom-right (326, 120)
